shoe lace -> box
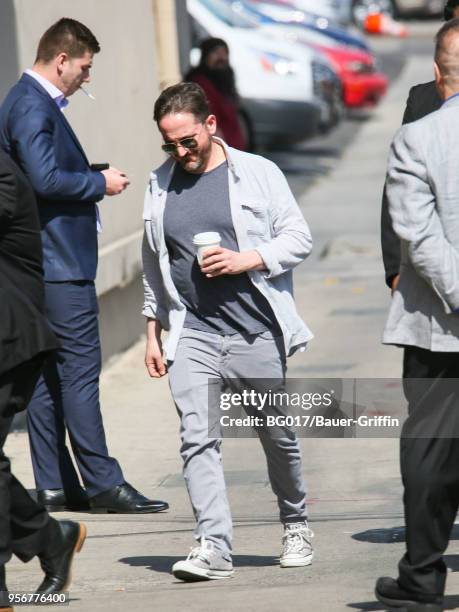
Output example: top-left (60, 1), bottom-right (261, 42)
top-left (187, 537), bottom-right (215, 563)
top-left (282, 525), bottom-right (314, 554)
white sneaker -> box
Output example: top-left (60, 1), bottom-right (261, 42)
top-left (280, 522), bottom-right (314, 568)
top-left (172, 538), bottom-right (234, 581)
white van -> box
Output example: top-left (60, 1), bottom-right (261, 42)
top-left (187, 0), bottom-right (336, 148)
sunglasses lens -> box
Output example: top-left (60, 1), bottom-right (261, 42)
top-left (181, 138), bottom-right (198, 150)
top-left (161, 137), bottom-right (199, 155)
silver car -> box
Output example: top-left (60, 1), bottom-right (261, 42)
top-left (351, 0), bottom-right (443, 24)
top-left (291, 0), bottom-right (443, 24)
top-left (286, 0), bottom-right (353, 25)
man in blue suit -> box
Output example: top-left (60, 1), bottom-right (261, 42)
top-left (0, 18), bottom-right (168, 514)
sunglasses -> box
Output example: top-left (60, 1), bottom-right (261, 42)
top-left (161, 136), bottom-right (199, 155)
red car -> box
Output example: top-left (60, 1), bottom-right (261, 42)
top-left (313, 44), bottom-right (388, 108)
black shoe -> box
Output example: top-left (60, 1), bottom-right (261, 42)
top-left (37, 488), bottom-right (90, 512)
top-left (89, 482), bottom-right (169, 514)
top-left (375, 577), bottom-right (443, 611)
top-left (0, 565), bottom-right (12, 612)
top-left (37, 520), bottom-right (86, 595)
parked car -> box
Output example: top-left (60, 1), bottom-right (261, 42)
top-left (187, 0), bottom-right (342, 148)
top-left (319, 44), bottom-right (387, 107)
top-left (351, 0), bottom-right (443, 24)
top-left (254, 0), bottom-right (354, 26)
top-left (244, 0), bottom-right (370, 51)
top-left (235, 0), bottom-right (388, 108)
top-left (282, 0), bottom-right (442, 24)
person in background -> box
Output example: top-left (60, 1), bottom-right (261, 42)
top-left (185, 37), bottom-right (247, 150)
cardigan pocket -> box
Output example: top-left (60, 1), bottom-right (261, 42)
top-left (241, 200), bottom-right (269, 237)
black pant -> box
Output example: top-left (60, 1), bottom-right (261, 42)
top-left (0, 355), bottom-right (58, 571)
top-left (398, 346), bottom-right (459, 597)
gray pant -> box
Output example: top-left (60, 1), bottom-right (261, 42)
top-left (168, 328), bottom-right (307, 557)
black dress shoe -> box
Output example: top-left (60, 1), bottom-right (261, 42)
top-left (0, 565), bottom-right (12, 611)
top-left (37, 488), bottom-right (89, 512)
top-left (375, 577), bottom-right (443, 611)
top-left (89, 482), bottom-right (169, 514)
top-left (36, 520), bottom-right (86, 594)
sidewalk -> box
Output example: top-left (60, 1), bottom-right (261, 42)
top-left (6, 32), bottom-right (459, 612)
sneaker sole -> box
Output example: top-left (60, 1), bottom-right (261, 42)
top-left (172, 562), bottom-right (234, 582)
top-left (280, 553), bottom-right (313, 568)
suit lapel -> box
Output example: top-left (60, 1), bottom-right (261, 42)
top-left (20, 74), bottom-right (89, 164)
top-left (52, 104), bottom-right (89, 164)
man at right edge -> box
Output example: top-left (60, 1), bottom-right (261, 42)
top-left (376, 18), bottom-right (459, 611)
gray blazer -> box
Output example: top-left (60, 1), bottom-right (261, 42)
top-left (383, 94), bottom-right (459, 352)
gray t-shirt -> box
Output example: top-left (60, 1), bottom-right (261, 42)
top-left (163, 161), bottom-right (279, 335)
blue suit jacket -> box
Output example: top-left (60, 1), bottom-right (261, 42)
top-left (0, 74), bottom-right (106, 281)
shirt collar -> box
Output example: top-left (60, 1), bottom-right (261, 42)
top-left (443, 91), bottom-right (459, 106)
top-left (25, 69), bottom-right (69, 110)
top-left (211, 136), bottom-right (239, 180)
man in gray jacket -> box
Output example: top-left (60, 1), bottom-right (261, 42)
top-left (375, 18), bottom-right (459, 611)
top-left (142, 82), bottom-right (313, 581)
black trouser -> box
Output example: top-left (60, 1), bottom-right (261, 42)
top-left (0, 355), bottom-right (58, 573)
top-left (398, 346), bottom-right (459, 598)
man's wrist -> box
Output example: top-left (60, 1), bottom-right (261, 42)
top-left (146, 317), bottom-right (162, 340)
top-left (243, 250), bottom-right (265, 272)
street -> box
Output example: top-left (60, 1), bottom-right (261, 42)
top-left (6, 20), bottom-right (459, 612)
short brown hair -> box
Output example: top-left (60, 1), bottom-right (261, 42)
top-left (435, 17), bottom-right (459, 82)
top-left (35, 18), bottom-right (100, 63)
top-left (154, 82), bottom-right (210, 124)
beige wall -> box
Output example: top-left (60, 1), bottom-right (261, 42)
top-left (1, 0), bottom-right (166, 296)
top-left (153, 0), bottom-right (182, 88)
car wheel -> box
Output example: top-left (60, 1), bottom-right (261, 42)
top-left (352, 0), bottom-right (395, 26)
top-left (332, 81), bottom-right (346, 127)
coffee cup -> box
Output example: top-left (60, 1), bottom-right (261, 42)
top-left (192, 232), bottom-right (222, 265)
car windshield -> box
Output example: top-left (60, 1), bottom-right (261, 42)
top-left (197, 0), bottom-right (258, 28)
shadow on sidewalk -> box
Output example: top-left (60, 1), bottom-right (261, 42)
top-left (352, 524), bottom-right (459, 544)
top-left (119, 554), bottom-right (278, 574)
top-left (348, 594), bottom-right (459, 610)
top-left (352, 526), bottom-right (405, 543)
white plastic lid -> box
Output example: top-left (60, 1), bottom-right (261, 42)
top-left (192, 232), bottom-right (221, 245)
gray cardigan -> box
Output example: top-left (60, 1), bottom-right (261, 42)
top-left (142, 138), bottom-right (314, 361)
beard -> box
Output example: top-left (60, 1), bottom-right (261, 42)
top-left (175, 133), bottom-right (213, 174)
top-left (201, 65), bottom-right (238, 100)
